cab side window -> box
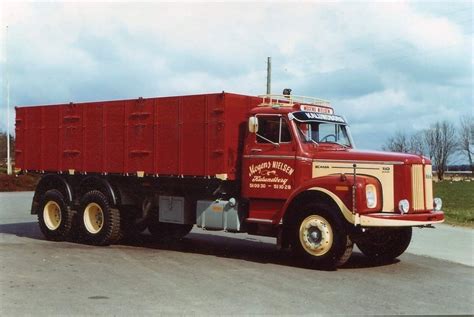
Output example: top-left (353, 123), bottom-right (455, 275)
top-left (257, 116), bottom-right (292, 144)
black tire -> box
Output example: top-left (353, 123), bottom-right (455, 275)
top-left (291, 204), bottom-right (353, 268)
top-left (356, 227), bottom-right (412, 262)
top-left (78, 190), bottom-right (121, 246)
top-left (37, 189), bottom-right (74, 241)
top-left (148, 215), bottom-right (193, 242)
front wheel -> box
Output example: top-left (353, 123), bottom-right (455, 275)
top-left (291, 205), bottom-right (353, 268)
top-left (356, 227), bottom-right (412, 262)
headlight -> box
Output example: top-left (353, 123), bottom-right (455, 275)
top-left (365, 184), bottom-right (377, 208)
top-left (433, 197), bottom-right (442, 211)
top-left (398, 199), bottom-right (410, 214)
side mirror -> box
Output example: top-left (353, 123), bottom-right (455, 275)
top-left (248, 116), bottom-right (259, 133)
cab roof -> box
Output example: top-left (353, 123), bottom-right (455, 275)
top-left (250, 94), bottom-right (335, 116)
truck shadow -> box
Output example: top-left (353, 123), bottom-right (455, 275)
top-left (118, 231), bottom-right (401, 270)
top-left (0, 222), bottom-right (398, 270)
top-left (0, 221), bottom-right (44, 240)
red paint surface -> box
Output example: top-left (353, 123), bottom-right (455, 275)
top-left (15, 93), bottom-right (261, 179)
top-left (248, 199), bottom-right (285, 221)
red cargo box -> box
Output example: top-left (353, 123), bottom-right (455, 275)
top-left (16, 92), bottom-right (261, 180)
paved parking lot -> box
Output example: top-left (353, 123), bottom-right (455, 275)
top-left (1, 192), bottom-right (473, 315)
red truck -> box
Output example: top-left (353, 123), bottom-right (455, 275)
top-left (15, 92), bottom-right (444, 268)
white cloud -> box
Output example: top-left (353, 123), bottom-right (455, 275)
top-left (0, 1), bottom-right (472, 156)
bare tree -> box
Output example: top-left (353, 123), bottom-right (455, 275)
top-left (408, 131), bottom-right (425, 155)
top-left (424, 121), bottom-right (457, 180)
top-left (382, 131), bottom-right (409, 153)
top-left (382, 130), bottom-right (425, 155)
top-left (459, 115), bottom-right (473, 172)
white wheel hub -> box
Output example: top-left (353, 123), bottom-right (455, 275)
top-left (299, 215), bottom-right (333, 256)
top-left (83, 203), bottom-right (104, 234)
top-left (43, 201), bottom-right (62, 230)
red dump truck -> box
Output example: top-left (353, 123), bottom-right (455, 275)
top-left (15, 92), bottom-right (444, 267)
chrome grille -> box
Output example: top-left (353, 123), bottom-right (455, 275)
top-left (411, 164), bottom-right (425, 211)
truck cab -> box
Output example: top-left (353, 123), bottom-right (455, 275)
top-left (240, 95), bottom-right (444, 267)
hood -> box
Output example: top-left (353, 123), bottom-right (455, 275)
top-left (309, 148), bottom-right (429, 165)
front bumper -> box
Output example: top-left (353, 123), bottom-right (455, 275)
top-left (358, 210), bottom-right (445, 227)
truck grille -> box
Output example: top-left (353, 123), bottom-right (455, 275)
top-left (411, 164), bottom-right (425, 211)
top-left (411, 164), bottom-right (434, 211)
top-left (425, 165), bottom-right (434, 210)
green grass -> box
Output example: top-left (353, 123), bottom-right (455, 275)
top-left (434, 181), bottom-right (474, 227)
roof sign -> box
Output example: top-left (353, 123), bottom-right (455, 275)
top-left (290, 111), bottom-right (346, 124)
top-left (299, 104), bottom-right (333, 114)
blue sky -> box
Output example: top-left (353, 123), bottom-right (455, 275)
top-left (0, 1), bottom-right (472, 155)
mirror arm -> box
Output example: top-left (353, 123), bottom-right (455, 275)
top-left (256, 133), bottom-right (279, 147)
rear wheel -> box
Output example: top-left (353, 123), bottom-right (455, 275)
top-left (291, 205), bottom-right (353, 268)
top-left (356, 227), bottom-right (412, 262)
top-left (38, 189), bottom-right (74, 241)
top-left (78, 190), bottom-right (121, 246)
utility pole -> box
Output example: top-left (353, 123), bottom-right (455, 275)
top-left (266, 56), bottom-right (271, 95)
top-left (5, 25), bottom-right (12, 175)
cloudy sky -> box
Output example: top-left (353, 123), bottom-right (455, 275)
top-left (0, 0), bottom-right (472, 154)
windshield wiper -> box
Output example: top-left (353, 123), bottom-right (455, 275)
top-left (323, 141), bottom-right (350, 149)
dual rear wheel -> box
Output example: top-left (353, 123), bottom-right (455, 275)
top-left (38, 189), bottom-right (191, 245)
top-left (38, 189), bottom-right (121, 245)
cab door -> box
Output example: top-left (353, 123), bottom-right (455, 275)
top-left (242, 114), bottom-right (296, 200)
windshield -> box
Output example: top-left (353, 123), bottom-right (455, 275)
top-left (296, 121), bottom-right (352, 147)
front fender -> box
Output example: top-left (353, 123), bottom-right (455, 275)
top-left (276, 174), bottom-right (381, 224)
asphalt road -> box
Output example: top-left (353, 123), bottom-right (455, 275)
top-left (1, 191), bottom-right (473, 315)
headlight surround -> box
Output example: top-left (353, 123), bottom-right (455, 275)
top-left (433, 197), bottom-right (442, 211)
top-left (365, 184), bottom-right (377, 208)
top-left (398, 199), bottom-right (410, 214)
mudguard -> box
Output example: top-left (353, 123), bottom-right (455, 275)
top-left (276, 175), bottom-right (382, 225)
top-left (31, 174), bottom-right (73, 214)
top-left (78, 176), bottom-right (119, 206)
